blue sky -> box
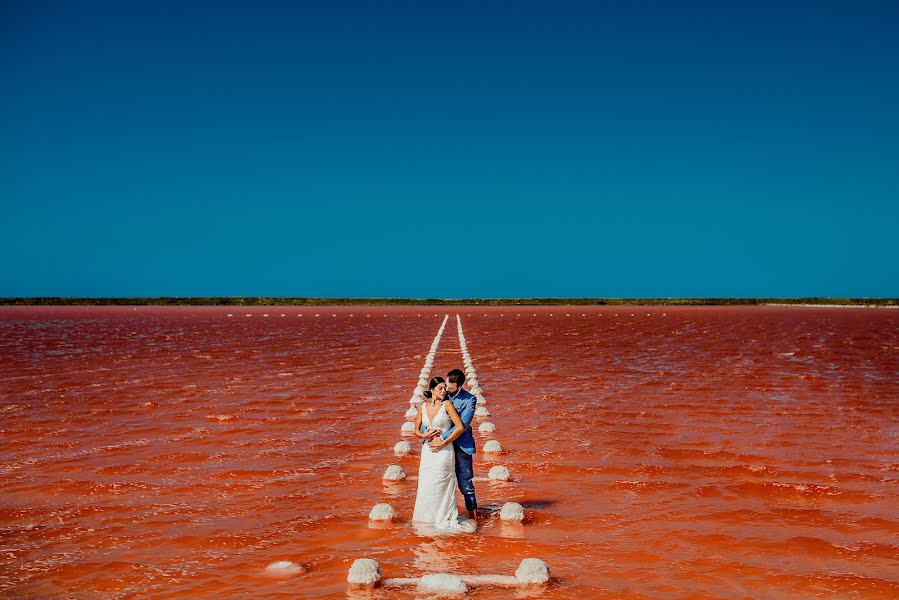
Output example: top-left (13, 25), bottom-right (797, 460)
top-left (2, 0), bottom-right (897, 297)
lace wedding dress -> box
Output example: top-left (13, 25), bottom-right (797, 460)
top-left (412, 402), bottom-right (475, 533)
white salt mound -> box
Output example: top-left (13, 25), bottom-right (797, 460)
top-left (418, 573), bottom-right (467, 595)
top-left (405, 406), bottom-right (418, 418)
top-left (488, 465), bottom-right (511, 481)
top-left (394, 441), bottom-right (411, 455)
top-left (469, 385), bottom-right (481, 395)
top-left (414, 386), bottom-right (424, 395)
top-left (347, 558), bottom-right (382, 587)
top-left (368, 503), bottom-right (396, 521)
top-left (500, 502), bottom-right (525, 521)
top-left (475, 406), bottom-right (490, 417)
top-left (478, 422), bottom-right (495, 433)
top-left (515, 558), bottom-right (550, 584)
top-left (476, 395), bottom-right (487, 406)
top-left (383, 465), bottom-right (406, 481)
top-left (264, 560), bottom-right (305, 577)
top-left (483, 440), bottom-right (502, 453)
top-left (401, 422), bottom-right (415, 434)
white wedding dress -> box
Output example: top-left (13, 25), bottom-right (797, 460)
top-left (412, 402), bottom-right (475, 533)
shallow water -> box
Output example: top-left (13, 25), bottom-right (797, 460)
top-left (0, 305), bottom-right (896, 599)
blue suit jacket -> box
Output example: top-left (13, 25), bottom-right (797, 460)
top-left (418, 388), bottom-right (477, 455)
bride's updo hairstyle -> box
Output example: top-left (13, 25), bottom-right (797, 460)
top-left (422, 376), bottom-right (446, 400)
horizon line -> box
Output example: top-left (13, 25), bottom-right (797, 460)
top-left (2, 297), bottom-right (897, 307)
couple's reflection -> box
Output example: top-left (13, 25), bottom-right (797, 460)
top-left (410, 530), bottom-right (467, 573)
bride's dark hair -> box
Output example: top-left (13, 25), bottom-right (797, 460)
top-left (422, 376), bottom-right (446, 400)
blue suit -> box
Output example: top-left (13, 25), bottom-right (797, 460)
top-left (419, 388), bottom-right (478, 511)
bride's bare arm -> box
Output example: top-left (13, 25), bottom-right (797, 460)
top-left (413, 405), bottom-right (428, 439)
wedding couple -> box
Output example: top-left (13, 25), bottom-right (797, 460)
top-left (411, 368), bottom-right (478, 533)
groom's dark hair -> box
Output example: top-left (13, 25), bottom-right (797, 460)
top-left (447, 369), bottom-right (466, 385)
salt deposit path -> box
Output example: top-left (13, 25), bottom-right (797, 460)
top-left (361, 315), bottom-right (540, 594)
top-left (0, 305), bottom-right (897, 598)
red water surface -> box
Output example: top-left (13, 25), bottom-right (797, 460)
top-left (0, 305), bottom-right (897, 599)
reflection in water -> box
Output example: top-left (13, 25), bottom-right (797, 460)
top-left (0, 305), bottom-right (897, 598)
top-left (498, 521), bottom-right (526, 539)
top-left (411, 540), bottom-right (466, 574)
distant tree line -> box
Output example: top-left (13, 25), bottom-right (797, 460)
top-left (1, 297), bottom-right (896, 306)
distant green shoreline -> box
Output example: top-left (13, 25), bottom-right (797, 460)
top-left (1, 297), bottom-right (896, 307)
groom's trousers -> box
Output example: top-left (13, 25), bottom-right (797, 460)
top-left (454, 445), bottom-right (477, 511)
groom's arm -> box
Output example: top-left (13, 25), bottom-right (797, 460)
top-left (441, 398), bottom-right (475, 441)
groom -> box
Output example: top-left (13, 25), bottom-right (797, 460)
top-left (421, 368), bottom-right (478, 519)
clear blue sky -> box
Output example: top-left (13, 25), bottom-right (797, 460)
top-left (2, 0), bottom-right (897, 298)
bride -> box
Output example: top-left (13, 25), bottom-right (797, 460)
top-left (412, 377), bottom-right (475, 533)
